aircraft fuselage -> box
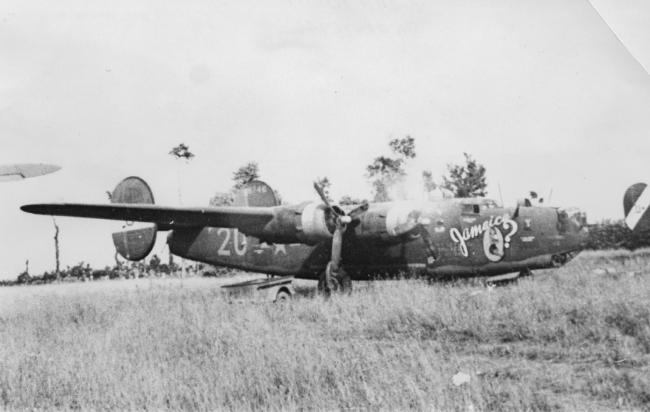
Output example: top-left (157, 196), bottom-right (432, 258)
top-left (168, 199), bottom-right (587, 280)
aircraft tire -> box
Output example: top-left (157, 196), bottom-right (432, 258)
top-left (336, 268), bottom-right (352, 295)
top-left (317, 277), bottom-right (340, 297)
top-left (318, 263), bottom-right (341, 297)
top-left (275, 289), bottom-right (291, 303)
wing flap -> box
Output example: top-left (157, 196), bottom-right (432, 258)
top-left (21, 203), bottom-right (275, 233)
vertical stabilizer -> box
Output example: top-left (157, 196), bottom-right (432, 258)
top-left (111, 176), bottom-right (158, 261)
top-left (623, 182), bottom-right (650, 233)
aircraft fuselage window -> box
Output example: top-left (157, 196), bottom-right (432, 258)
top-left (480, 200), bottom-right (498, 210)
top-left (462, 204), bottom-right (480, 214)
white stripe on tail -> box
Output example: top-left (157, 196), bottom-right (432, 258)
top-left (626, 185), bottom-right (650, 231)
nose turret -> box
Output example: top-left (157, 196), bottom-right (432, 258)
top-left (557, 207), bottom-right (588, 247)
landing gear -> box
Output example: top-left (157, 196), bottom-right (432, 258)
top-left (317, 262), bottom-right (352, 297)
top-left (519, 268), bottom-right (533, 278)
top-left (551, 254), bottom-right (568, 267)
top-left (338, 268), bottom-right (352, 292)
top-left (274, 289), bottom-right (291, 303)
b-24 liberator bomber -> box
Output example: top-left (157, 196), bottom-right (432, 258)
top-left (22, 176), bottom-right (587, 294)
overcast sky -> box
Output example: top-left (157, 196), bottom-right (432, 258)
top-left (1, 0), bottom-right (649, 278)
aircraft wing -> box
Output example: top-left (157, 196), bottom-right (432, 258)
top-left (20, 203), bottom-right (275, 232)
top-left (0, 163), bottom-right (60, 182)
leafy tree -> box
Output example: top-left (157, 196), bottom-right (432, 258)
top-left (339, 195), bottom-right (364, 206)
top-left (366, 136), bottom-right (417, 202)
top-left (442, 152), bottom-right (487, 198)
top-left (366, 157), bottom-right (403, 202)
top-left (169, 142), bottom-right (196, 205)
top-left (233, 161), bottom-right (260, 189)
top-left (168, 143), bottom-right (195, 161)
top-left (422, 170), bottom-right (437, 192)
top-left (210, 161), bottom-right (282, 206)
top-left (209, 192), bottom-right (234, 206)
top-left (388, 135), bottom-right (416, 159)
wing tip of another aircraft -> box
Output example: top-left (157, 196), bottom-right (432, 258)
top-left (20, 204), bottom-right (50, 214)
top-left (0, 163), bottom-right (61, 181)
top-left (33, 163), bottom-right (61, 176)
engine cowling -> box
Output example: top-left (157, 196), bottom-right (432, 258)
top-left (296, 202), bottom-right (334, 243)
top-left (353, 202), bottom-right (428, 242)
top-left (247, 202), bottom-right (333, 245)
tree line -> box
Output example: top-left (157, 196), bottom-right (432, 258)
top-left (5, 256), bottom-right (216, 287)
top-left (211, 137), bottom-right (489, 206)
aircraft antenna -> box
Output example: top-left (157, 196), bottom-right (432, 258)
top-left (498, 183), bottom-right (504, 207)
top-left (547, 188), bottom-right (553, 204)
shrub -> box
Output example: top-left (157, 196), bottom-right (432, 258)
top-left (585, 220), bottom-right (650, 250)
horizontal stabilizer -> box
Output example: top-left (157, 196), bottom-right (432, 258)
top-left (21, 203), bottom-right (275, 232)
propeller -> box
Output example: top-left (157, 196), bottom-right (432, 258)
top-left (312, 182), bottom-right (368, 293)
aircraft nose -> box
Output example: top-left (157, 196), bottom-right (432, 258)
top-left (557, 207), bottom-right (588, 238)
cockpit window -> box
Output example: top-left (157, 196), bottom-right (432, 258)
top-left (459, 199), bottom-right (499, 213)
top-left (462, 204), bottom-right (480, 214)
top-left (480, 200), bottom-right (499, 210)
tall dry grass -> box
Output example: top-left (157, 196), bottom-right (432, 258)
top-left (1, 250), bottom-right (649, 411)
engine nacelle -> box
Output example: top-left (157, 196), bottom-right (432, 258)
top-left (353, 202), bottom-right (426, 242)
top-left (253, 202), bottom-right (333, 245)
top-left (296, 202), bottom-right (334, 243)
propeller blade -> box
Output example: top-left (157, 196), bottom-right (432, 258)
top-left (330, 224), bottom-right (345, 272)
top-left (348, 201), bottom-right (369, 221)
top-left (313, 182), bottom-right (336, 212)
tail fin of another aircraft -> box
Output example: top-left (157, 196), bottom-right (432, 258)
top-left (111, 176), bottom-right (158, 261)
top-left (623, 182), bottom-right (650, 233)
top-left (231, 180), bottom-right (280, 207)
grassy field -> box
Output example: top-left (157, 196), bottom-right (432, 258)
top-left (1, 250), bottom-right (649, 411)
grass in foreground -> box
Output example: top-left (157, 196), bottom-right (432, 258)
top-left (1, 250), bottom-right (650, 411)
